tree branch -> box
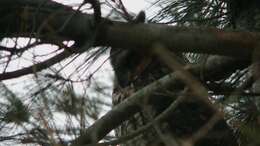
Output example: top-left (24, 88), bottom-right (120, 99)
top-left (0, 0), bottom-right (260, 59)
top-left (0, 0), bottom-right (257, 81)
top-left (0, 50), bottom-right (71, 81)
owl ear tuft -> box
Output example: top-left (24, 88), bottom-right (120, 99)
top-left (133, 11), bottom-right (146, 23)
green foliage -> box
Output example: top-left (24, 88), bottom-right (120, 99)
top-left (151, 0), bottom-right (229, 27)
top-left (55, 85), bottom-right (84, 115)
top-left (3, 96), bottom-right (30, 124)
top-left (0, 82), bottom-right (30, 124)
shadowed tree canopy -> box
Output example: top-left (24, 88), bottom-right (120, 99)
top-left (0, 0), bottom-right (260, 146)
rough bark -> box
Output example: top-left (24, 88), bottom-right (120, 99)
top-left (1, 0), bottom-right (260, 82)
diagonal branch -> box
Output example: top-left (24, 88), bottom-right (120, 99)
top-left (0, 50), bottom-right (72, 81)
top-left (71, 55), bottom-right (247, 145)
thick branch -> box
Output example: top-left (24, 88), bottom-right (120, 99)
top-left (0, 0), bottom-right (258, 81)
top-left (0, 0), bottom-right (95, 42)
top-left (99, 24), bottom-right (260, 58)
top-left (0, 0), bottom-right (260, 59)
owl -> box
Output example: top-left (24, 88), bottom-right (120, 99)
top-left (110, 46), bottom-right (237, 146)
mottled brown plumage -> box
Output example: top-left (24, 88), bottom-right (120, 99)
top-left (110, 47), bottom-right (237, 146)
